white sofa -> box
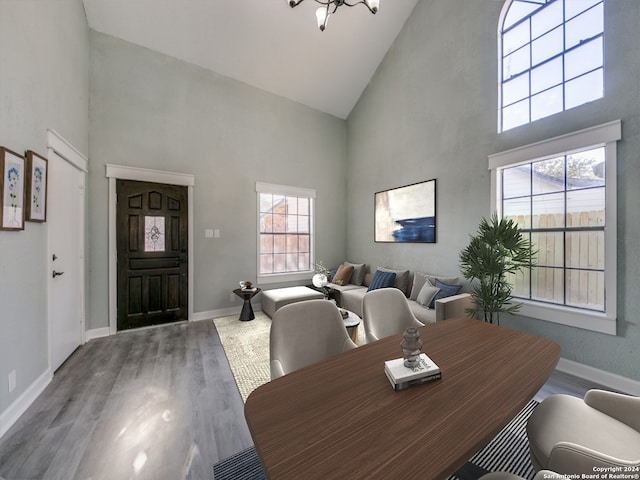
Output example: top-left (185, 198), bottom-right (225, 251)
top-left (328, 269), bottom-right (474, 324)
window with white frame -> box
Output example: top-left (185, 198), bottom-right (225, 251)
top-left (489, 121), bottom-right (620, 335)
top-left (256, 182), bottom-right (315, 283)
top-left (499, 0), bottom-right (604, 132)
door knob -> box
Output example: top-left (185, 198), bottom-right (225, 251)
top-left (52, 270), bottom-right (65, 278)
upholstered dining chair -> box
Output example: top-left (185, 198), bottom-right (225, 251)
top-left (269, 299), bottom-right (357, 380)
top-left (362, 288), bottom-right (424, 343)
top-left (526, 389), bottom-right (640, 475)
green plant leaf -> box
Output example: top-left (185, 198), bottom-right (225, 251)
top-left (459, 213), bottom-right (536, 324)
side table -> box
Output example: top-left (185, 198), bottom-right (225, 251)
top-left (233, 287), bottom-right (261, 321)
top-left (341, 309), bottom-right (361, 344)
top-left (306, 284), bottom-right (341, 306)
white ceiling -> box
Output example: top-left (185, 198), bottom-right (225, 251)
top-left (82, 0), bottom-right (419, 119)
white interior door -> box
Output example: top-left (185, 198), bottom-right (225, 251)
top-left (48, 149), bottom-right (84, 372)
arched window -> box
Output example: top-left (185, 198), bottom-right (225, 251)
top-left (498, 0), bottom-right (604, 132)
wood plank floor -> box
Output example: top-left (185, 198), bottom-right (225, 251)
top-left (0, 320), bottom-right (252, 480)
top-left (0, 319), bottom-right (602, 480)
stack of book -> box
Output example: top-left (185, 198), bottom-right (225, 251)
top-left (384, 353), bottom-right (442, 391)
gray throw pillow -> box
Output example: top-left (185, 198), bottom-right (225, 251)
top-left (416, 283), bottom-right (440, 308)
top-left (410, 272), bottom-right (430, 300)
top-left (425, 274), bottom-right (460, 287)
top-left (378, 267), bottom-right (410, 296)
top-left (344, 261), bottom-right (366, 286)
top-left (410, 272), bottom-right (460, 300)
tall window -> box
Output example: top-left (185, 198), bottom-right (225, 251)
top-left (499, 0), bottom-right (604, 132)
top-left (256, 182), bottom-right (315, 282)
top-left (503, 147), bottom-right (605, 310)
top-left (489, 121), bottom-right (620, 335)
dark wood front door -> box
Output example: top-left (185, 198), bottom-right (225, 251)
top-left (117, 180), bottom-right (188, 331)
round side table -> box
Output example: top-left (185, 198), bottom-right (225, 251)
top-left (233, 287), bottom-right (261, 321)
top-left (340, 309), bottom-right (361, 344)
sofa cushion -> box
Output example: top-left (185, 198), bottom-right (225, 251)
top-left (410, 272), bottom-right (460, 300)
top-left (430, 279), bottom-right (463, 308)
top-left (332, 264), bottom-right (354, 286)
top-left (368, 270), bottom-right (397, 291)
top-left (408, 301), bottom-right (437, 324)
top-left (416, 283), bottom-right (440, 308)
top-left (343, 261), bottom-right (366, 286)
top-left (327, 283), bottom-right (361, 293)
top-left (378, 267), bottom-right (411, 296)
top-left (340, 287), bottom-right (368, 316)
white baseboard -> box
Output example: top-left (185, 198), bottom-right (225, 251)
top-left (0, 368), bottom-right (52, 439)
top-left (85, 327), bottom-right (110, 341)
top-left (556, 358), bottom-right (640, 396)
top-left (86, 306), bottom-right (262, 338)
top-left (192, 303), bottom-right (262, 322)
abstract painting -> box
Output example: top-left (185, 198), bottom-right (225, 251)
top-left (375, 179), bottom-right (436, 243)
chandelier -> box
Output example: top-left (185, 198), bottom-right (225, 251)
top-left (288, 0), bottom-right (380, 31)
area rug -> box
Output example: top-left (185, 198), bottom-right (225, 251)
top-left (212, 400), bottom-right (538, 480)
top-left (213, 310), bottom-right (367, 402)
top-left (450, 399), bottom-right (537, 480)
top-left (213, 312), bottom-right (272, 402)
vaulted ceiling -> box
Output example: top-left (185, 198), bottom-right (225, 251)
top-left (82, 0), bottom-right (419, 119)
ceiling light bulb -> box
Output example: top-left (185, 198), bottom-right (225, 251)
top-left (367, 0), bottom-right (380, 13)
top-left (316, 7), bottom-right (329, 31)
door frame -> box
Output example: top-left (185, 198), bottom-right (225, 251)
top-left (47, 129), bottom-right (87, 369)
top-left (106, 164), bottom-right (195, 334)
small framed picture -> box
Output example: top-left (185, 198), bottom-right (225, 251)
top-left (0, 147), bottom-right (26, 231)
top-left (25, 150), bottom-right (48, 222)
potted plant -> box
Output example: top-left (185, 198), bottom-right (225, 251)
top-left (459, 213), bottom-right (535, 325)
top-left (312, 261), bottom-right (331, 297)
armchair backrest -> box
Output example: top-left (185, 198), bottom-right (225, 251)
top-left (584, 389), bottom-right (640, 432)
top-left (269, 299), bottom-right (357, 380)
top-left (362, 288), bottom-right (424, 343)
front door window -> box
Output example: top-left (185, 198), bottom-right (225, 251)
top-left (145, 215), bottom-right (165, 252)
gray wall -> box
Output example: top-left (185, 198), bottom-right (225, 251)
top-left (0, 0), bottom-right (89, 413)
top-left (88, 32), bottom-right (348, 329)
top-left (347, 0), bottom-right (640, 380)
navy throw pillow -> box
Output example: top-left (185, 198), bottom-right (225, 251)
top-left (429, 279), bottom-right (463, 308)
top-left (367, 270), bottom-right (397, 291)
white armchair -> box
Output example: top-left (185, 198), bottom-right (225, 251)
top-left (362, 288), bottom-right (424, 343)
top-left (526, 389), bottom-right (640, 475)
top-left (269, 299), bottom-right (357, 380)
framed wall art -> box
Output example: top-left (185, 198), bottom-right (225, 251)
top-left (374, 179), bottom-right (436, 243)
top-left (25, 150), bottom-right (48, 222)
top-left (0, 147), bottom-right (26, 231)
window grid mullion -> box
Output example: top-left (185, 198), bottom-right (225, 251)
top-left (503, 150), bottom-right (605, 312)
top-left (528, 165), bottom-right (533, 300)
top-left (259, 192), bottom-right (313, 276)
top-left (499, 0), bottom-right (604, 132)
top-left (562, 154), bottom-right (568, 305)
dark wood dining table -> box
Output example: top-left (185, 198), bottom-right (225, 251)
top-left (244, 317), bottom-right (560, 480)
